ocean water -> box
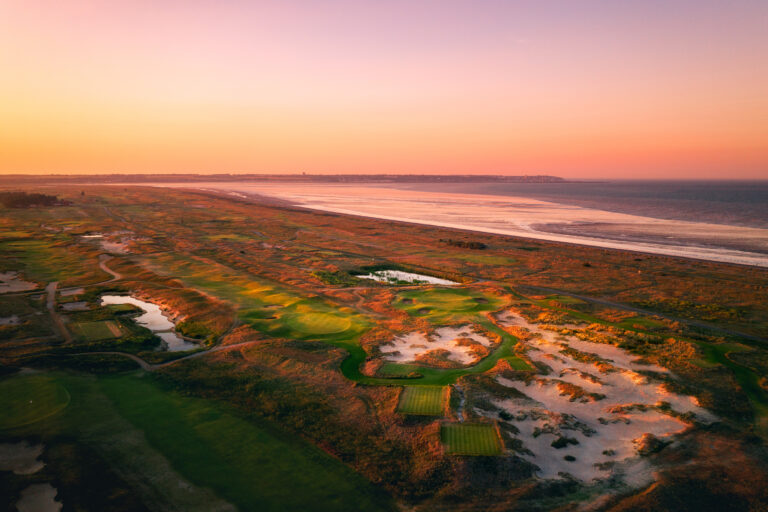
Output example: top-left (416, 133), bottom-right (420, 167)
top-left (385, 181), bottom-right (768, 229)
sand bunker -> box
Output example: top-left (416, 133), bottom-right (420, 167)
top-left (0, 441), bottom-right (45, 475)
top-left (16, 483), bottom-right (62, 512)
top-left (381, 325), bottom-right (494, 365)
top-left (81, 232), bottom-right (133, 254)
top-left (0, 315), bottom-right (20, 325)
top-left (357, 270), bottom-right (457, 285)
top-left (0, 271), bottom-right (37, 293)
top-left (485, 311), bottom-right (715, 484)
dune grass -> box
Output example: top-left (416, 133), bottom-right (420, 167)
top-left (0, 238), bottom-right (105, 285)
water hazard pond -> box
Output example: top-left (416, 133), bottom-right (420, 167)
top-left (100, 296), bottom-right (197, 352)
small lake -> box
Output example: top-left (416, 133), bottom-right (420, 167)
top-left (100, 295), bottom-right (198, 351)
top-left (357, 270), bottom-right (457, 286)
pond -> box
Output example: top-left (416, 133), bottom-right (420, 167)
top-left (356, 270), bottom-right (457, 286)
top-left (100, 295), bottom-right (198, 352)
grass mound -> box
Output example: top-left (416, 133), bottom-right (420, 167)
top-left (398, 386), bottom-right (446, 416)
top-left (285, 312), bottom-right (352, 335)
top-left (396, 288), bottom-right (503, 322)
top-left (0, 374), bottom-right (70, 429)
top-left (441, 423), bottom-right (501, 455)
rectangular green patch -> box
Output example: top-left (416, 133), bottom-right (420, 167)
top-left (69, 320), bottom-right (123, 341)
top-left (441, 423), bottom-right (502, 455)
top-left (397, 386), bottom-right (445, 416)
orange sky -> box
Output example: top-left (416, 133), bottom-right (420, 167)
top-left (1, 1), bottom-right (767, 178)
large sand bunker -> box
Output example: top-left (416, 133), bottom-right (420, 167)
top-left (486, 311), bottom-right (715, 484)
top-left (381, 325), bottom-right (495, 366)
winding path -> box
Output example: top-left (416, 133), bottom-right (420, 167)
top-left (45, 282), bottom-right (72, 343)
top-left (77, 340), bottom-right (263, 372)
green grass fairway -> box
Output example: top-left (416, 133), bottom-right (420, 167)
top-left (1, 372), bottom-right (392, 511)
top-left (99, 375), bottom-right (391, 511)
top-left (285, 312), bottom-right (353, 335)
top-left (69, 320), bottom-right (123, 341)
top-left (0, 374), bottom-right (70, 429)
top-left (441, 423), bottom-right (501, 455)
top-left (141, 253), bottom-right (368, 344)
top-left (398, 386), bottom-right (446, 415)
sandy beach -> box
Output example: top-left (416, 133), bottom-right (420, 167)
top-left (155, 182), bottom-right (768, 268)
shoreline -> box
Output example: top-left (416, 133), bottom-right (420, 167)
top-left (284, 203), bottom-right (768, 269)
top-left (168, 185), bottom-right (768, 269)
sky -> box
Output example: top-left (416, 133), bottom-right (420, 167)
top-left (1, 0), bottom-right (767, 178)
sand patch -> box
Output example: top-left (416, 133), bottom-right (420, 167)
top-left (357, 270), bottom-right (457, 285)
top-left (0, 441), bottom-right (45, 475)
top-left (0, 271), bottom-right (37, 293)
top-left (16, 483), bottom-right (62, 512)
top-left (0, 315), bottom-right (20, 325)
top-left (381, 325), bottom-right (494, 365)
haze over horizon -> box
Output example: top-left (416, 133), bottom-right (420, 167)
top-left (2, 1), bottom-right (767, 179)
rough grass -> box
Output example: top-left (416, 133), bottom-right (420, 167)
top-left (69, 320), bottom-right (123, 341)
top-left (397, 386), bottom-right (445, 416)
top-left (0, 374), bottom-right (70, 429)
top-left (441, 423), bottom-right (501, 456)
top-left (0, 238), bottom-right (106, 286)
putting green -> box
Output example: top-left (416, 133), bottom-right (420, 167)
top-left (0, 374), bottom-right (70, 429)
top-left (286, 312), bottom-right (352, 335)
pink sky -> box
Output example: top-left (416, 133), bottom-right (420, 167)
top-left (1, 1), bottom-right (767, 178)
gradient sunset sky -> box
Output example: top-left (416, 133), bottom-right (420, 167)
top-left (1, 1), bottom-right (767, 178)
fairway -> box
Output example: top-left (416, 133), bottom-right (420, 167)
top-left (99, 374), bottom-right (392, 511)
top-left (441, 423), bottom-right (501, 455)
top-left (69, 320), bottom-right (123, 341)
top-left (397, 386), bottom-right (446, 415)
top-left (285, 312), bottom-right (352, 335)
top-left (0, 374), bottom-right (70, 429)
top-left (140, 253), bottom-right (368, 344)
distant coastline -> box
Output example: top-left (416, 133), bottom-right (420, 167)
top-left (0, 173), bottom-right (567, 185)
